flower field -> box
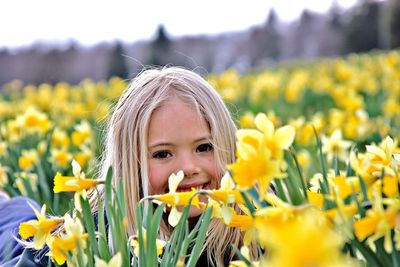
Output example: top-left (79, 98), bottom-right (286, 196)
top-left (2, 49), bottom-right (400, 266)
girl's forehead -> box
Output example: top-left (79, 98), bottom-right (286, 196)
top-left (154, 96), bottom-right (202, 118)
top-left (147, 98), bottom-right (211, 144)
top-left (151, 98), bottom-right (201, 123)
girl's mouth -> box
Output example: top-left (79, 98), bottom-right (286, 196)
top-left (176, 182), bottom-right (211, 192)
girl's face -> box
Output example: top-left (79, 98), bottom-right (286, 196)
top-left (147, 96), bottom-right (219, 218)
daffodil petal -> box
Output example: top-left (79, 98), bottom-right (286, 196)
top-left (168, 207), bottom-right (182, 227)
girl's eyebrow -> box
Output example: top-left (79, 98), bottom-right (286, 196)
top-left (148, 142), bottom-right (173, 149)
top-left (194, 136), bottom-right (212, 143)
top-left (148, 136), bottom-right (212, 149)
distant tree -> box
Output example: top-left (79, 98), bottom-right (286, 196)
top-left (390, 0), bottom-right (400, 48)
top-left (320, 1), bottom-right (346, 56)
top-left (248, 9), bottom-right (282, 67)
top-left (291, 10), bottom-right (319, 58)
top-left (148, 25), bottom-right (172, 66)
top-left (36, 49), bottom-right (65, 85)
top-left (328, 0), bottom-right (343, 30)
top-left (265, 9), bottom-right (281, 60)
top-left (106, 41), bottom-right (129, 79)
top-left (342, 1), bottom-right (380, 53)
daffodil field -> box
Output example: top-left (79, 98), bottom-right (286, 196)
top-left (2, 49), bottom-right (400, 266)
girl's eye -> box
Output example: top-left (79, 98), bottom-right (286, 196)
top-left (196, 143), bottom-right (213, 153)
top-left (152, 151), bottom-right (171, 159)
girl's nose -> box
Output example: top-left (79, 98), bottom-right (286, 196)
top-left (180, 154), bottom-right (199, 178)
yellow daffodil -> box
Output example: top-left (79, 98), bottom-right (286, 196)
top-left (130, 228), bottom-right (167, 257)
top-left (297, 149), bottom-right (311, 170)
top-left (382, 175), bottom-right (399, 197)
top-left (94, 253), bottom-right (122, 267)
top-left (332, 175), bottom-right (360, 199)
top-left (53, 160), bottom-right (101, 211)
top-left (3, 119), bottom-right (22, 143)
top-left (19, 203), bottom-right (63, 249)
top-left (47, 236), bottom-right (80, 265)
top-left (71, 120), bottom-right (92, 147)
top-left (207, 172), bottom-right (245, 205)
top-left (254, 112), bottom-right (295, 161)
top-left (324, 203), bottom-right (358, 226)
top-left (229, 246), bottom-right (259, 267)
top-left (47, 214), bottom-right (88, 265)
top-left (155, 190), bottom-right (199, 208)
top-left (239, 111), bottom-right (255, 128)
top-left (307, 190), bottom-right (324, 208)
top-left (51, 127), bottom-right (70, 148)
top-left (0, 164), bottom-right (8, 187)
top-left (229, 113), bottom-right (295, 197)
top-left (382, 98), bottom-right (400, 118)
top-left (225, 214), bottom-right (253, 232)
top-left (50, 148), bottom-right (72, 168)
top-left (354, 209), bottom-right (396, 242)
top-left (152, 171), bottom-right (200, 227)
top-left (344, 110), bottom-right (372, 140)
top-left (258, 208), bottom-right (357, 267)
top-left (74, 146), bottom-right (93, 169)
top-left (18, 149), bottom-right (39, 170)
top-left (321, 129), bottom-right (352, 163)
top-left (229, 131), bottom-right (283, 196)
top-left (14, 171), bottom-right (38, 195)
top-left (353, 184), bottom-right (397, 252)
top-left (349, 151), bottom-right (377, 186)
top-left (350, 136), bottom-right (400, 190)
top-left (365, 136), bottom-right (400, 175)
top-left (16, 106), bottom-right (52, 133)
top-left (0, 141), bottom-right (7, 156)
top-left (207, 198), bottom-right (235, 224)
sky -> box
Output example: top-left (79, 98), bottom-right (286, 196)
top-left (1, 0), bottom-right (357, 49)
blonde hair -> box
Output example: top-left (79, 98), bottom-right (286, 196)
top-left (99, 66), bottom-right (241, 266)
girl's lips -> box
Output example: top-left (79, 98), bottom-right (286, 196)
top-left (176, 182), bottom-right (210, 192)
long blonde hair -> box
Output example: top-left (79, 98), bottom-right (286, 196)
top-left (99, 66), bottom-right (241, 266)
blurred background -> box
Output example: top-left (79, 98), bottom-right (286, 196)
top-left (0, 0), bottom-right (399, 85)
top-left (0, 0), bottom-right (399, 223)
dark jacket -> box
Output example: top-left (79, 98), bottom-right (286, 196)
top-left (0, 195), bottom-right (50, 267)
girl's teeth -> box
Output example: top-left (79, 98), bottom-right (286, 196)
top-left (177, 184), bottom-right (204, 192)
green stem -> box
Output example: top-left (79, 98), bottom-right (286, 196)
top-left (289, 146), bottom-right (308, 201)
top-left (313, 127), bottom-right (329, 194)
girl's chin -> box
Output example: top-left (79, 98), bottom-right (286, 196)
top-left (188, 206), bottom-right (203, 218)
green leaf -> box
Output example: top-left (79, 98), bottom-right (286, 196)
top-left (186, 207), bottom-right (213, 267)
top-left (35, 162), bottom-right (51, 202)
top-left (313, 126), bottom-right (329, 194)
top-left (358, 175), bottom-right (369, 203)
top-left (81, 195), bottom-right (99, 257)
top-left (135, 203), bottom-right (145, 266)
top-left (232, 245), bottom-right (253, 267)
top-left (392, 234), bottom-right (400, 267)
top-left (240, 191), bottom-right (256, 217)
top-left (273, 179), bottom-right (288, 202)
top-left (147, 203), bottom-right (166, 266)
top-left (351, 238), bottom-right (385, 267)
top-left (289, 146), bottom-right (308, 201)
top-left (97, 190), bottom-right (111, 260)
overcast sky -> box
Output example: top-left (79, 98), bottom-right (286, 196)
top-left (1, 0), bottom-right (357, 49)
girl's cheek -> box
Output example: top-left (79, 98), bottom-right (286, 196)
top-left (148, 165), bottom-right (168, 194)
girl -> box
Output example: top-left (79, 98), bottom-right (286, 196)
top-left (99, 66), bottom-right (241, 266)
top-left (3, 66), bottom-right (246, 266)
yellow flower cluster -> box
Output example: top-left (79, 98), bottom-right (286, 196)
top-left (7, 49), bottom-right (400, 266)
